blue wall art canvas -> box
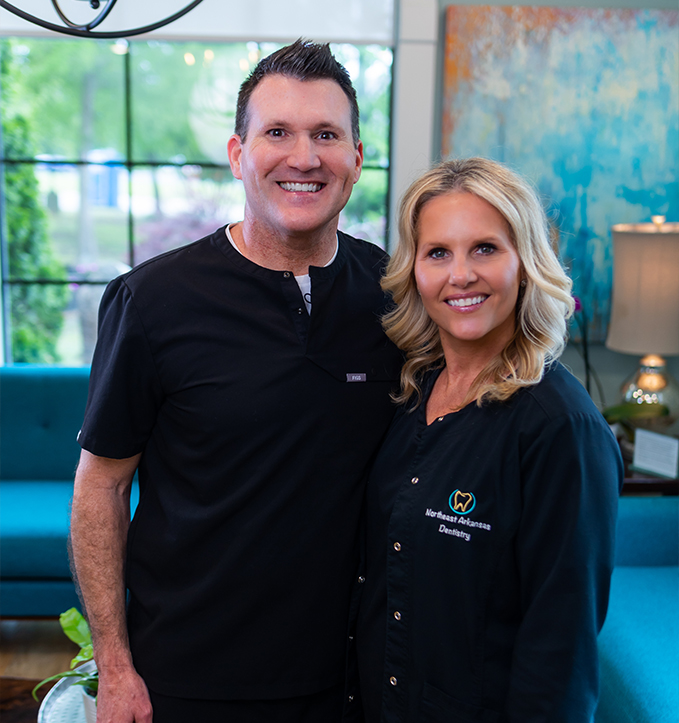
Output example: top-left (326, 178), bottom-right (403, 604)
top-left (442, 6), bottom-right (679, 341)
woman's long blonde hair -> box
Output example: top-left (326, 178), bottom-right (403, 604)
top-left (383, 157), bottom-right (574, 407)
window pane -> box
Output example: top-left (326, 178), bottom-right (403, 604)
top-left (3, 158), bottom-right (65, 284)
top-left (332, 44), bottom-right (392, 168)
top-left (8, 282), bottom-right (108, 366)
top-left (45, 162), bottom-right (131, 280)
top-left (61, 282), bottom-right (110, 366)
top-left (0, 38), bottom-right (126, 160)
top-left (8, 283), bottom-right (71, 364)
top-left (341, 168), bottom-right (388, 249)
top-left (132, 165), bottom-right (245, 265)
top-left (131, 41), bottom-right (252, 165)
top-left (4, 162), bottom-right (131, 280)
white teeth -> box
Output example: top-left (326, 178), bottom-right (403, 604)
top-left (279, 182), bottom-right (322, 192)
top-left (446, 295), bottom-right (487, 308)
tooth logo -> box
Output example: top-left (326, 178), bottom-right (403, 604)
top-left (449, 490), bottom-right (476, 515)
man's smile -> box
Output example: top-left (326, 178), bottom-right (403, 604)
top-left (278, 182), bottom-right (324, 193)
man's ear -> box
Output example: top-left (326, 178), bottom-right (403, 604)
top-left (227, 135), bottom-right (244, 180)
top-left (353, 140), bottom-right (364, 184)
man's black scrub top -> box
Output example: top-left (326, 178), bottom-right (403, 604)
top-left (78, 227), bottom-right (402, 700)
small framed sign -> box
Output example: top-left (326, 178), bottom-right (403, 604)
top-left (632, 429), bottom-right (679, 480)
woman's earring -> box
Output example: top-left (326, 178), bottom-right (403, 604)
top-left (520, 279), bottom-right (527, 288)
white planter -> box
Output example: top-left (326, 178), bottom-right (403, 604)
top-left (82, 691), bottom-right (97, 723)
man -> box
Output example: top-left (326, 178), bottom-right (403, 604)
top-left (70, 40), bottom-right (401, 723)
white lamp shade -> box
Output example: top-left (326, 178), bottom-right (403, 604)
top-left (606, 223), bottom-right (679, 356)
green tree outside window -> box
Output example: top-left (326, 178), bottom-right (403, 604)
top-left (2, 44), bottom-right (68, 363)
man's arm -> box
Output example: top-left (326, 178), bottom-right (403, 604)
top-left (70, 449), bottom-right (152, 723)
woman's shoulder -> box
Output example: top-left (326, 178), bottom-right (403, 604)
top-left (515, 363), bottom-right (623, 492)
top-left (517, 361), bottom-right (605, 426)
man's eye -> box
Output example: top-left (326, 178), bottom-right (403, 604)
top-left (317, 131), bottom-right (336, 140)
top-left (268, 129), bottom-right (285, 138)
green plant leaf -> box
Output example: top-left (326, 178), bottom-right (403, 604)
top-left (59, 608), bottom-right (92, 648)
top-left (70, 644), bottom-right (94, 669)
top-left (32, 670), bottom-right (89, 701)
top-left (602, 402), bottom-right (670, 424)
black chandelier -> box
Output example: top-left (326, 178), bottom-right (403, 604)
top-left (0, 0), bottom-right (206, 38)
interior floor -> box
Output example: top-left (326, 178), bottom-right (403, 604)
top-left (0, 619), bottom-right (78, 680)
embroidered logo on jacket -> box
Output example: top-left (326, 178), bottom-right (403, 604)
top-left (449, 490), bottom-right (476, 515)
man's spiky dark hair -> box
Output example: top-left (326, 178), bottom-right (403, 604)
top-left (234, 39), bottom-right (360, 146)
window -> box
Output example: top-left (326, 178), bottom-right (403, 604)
top-left (0, 37), bottom-right (392, 365)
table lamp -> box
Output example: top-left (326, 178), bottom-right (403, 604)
top-left (606, 218), bottom-right (679, 433)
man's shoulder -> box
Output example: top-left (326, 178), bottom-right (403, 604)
top-left (121, 226), bottom-right (227, 289)
top-left (338, 230), bottom-right (389, 259)
top-left (338, 231), bottom-right (389, 276)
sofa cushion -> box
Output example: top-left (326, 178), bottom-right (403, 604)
top-left (0, 479), bottom-right (140, 579)
top-left (615, 496), bottom-right (679, 566)
top-left (0, 580), bottom-right (81, 617)
top-left (596, 565), bottom-right (679, 723)
top-left (0, 366), bottom-right (90, 481)
top-left (0, 481), bottom-right (74, 577)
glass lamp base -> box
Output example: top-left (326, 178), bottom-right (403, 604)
top-left (620, 354), bottom-right (679, 435)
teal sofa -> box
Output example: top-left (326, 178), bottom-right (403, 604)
top-left (1, 366), bottom-right (677, 723)
top-left (0, 366), bottom-right (90, 616)
top-left (596, 495), bottom-right (679, 723)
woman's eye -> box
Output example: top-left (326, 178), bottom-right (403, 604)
top-left (476, 243), bottom-right (496, 255)
top-left (428, 248), bottom-right (447, 259)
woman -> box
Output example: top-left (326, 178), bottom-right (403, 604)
top-left (355, 158), bottom-right (623, 722)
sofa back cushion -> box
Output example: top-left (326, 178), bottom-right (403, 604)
top-left (0, 366), bottom-right (90, 481)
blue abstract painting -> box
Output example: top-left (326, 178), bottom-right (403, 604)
top-left (443, 6), bottom-right (679, 341)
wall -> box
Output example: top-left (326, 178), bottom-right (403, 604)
top-left (388, 0), bottom-right (438, 244)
